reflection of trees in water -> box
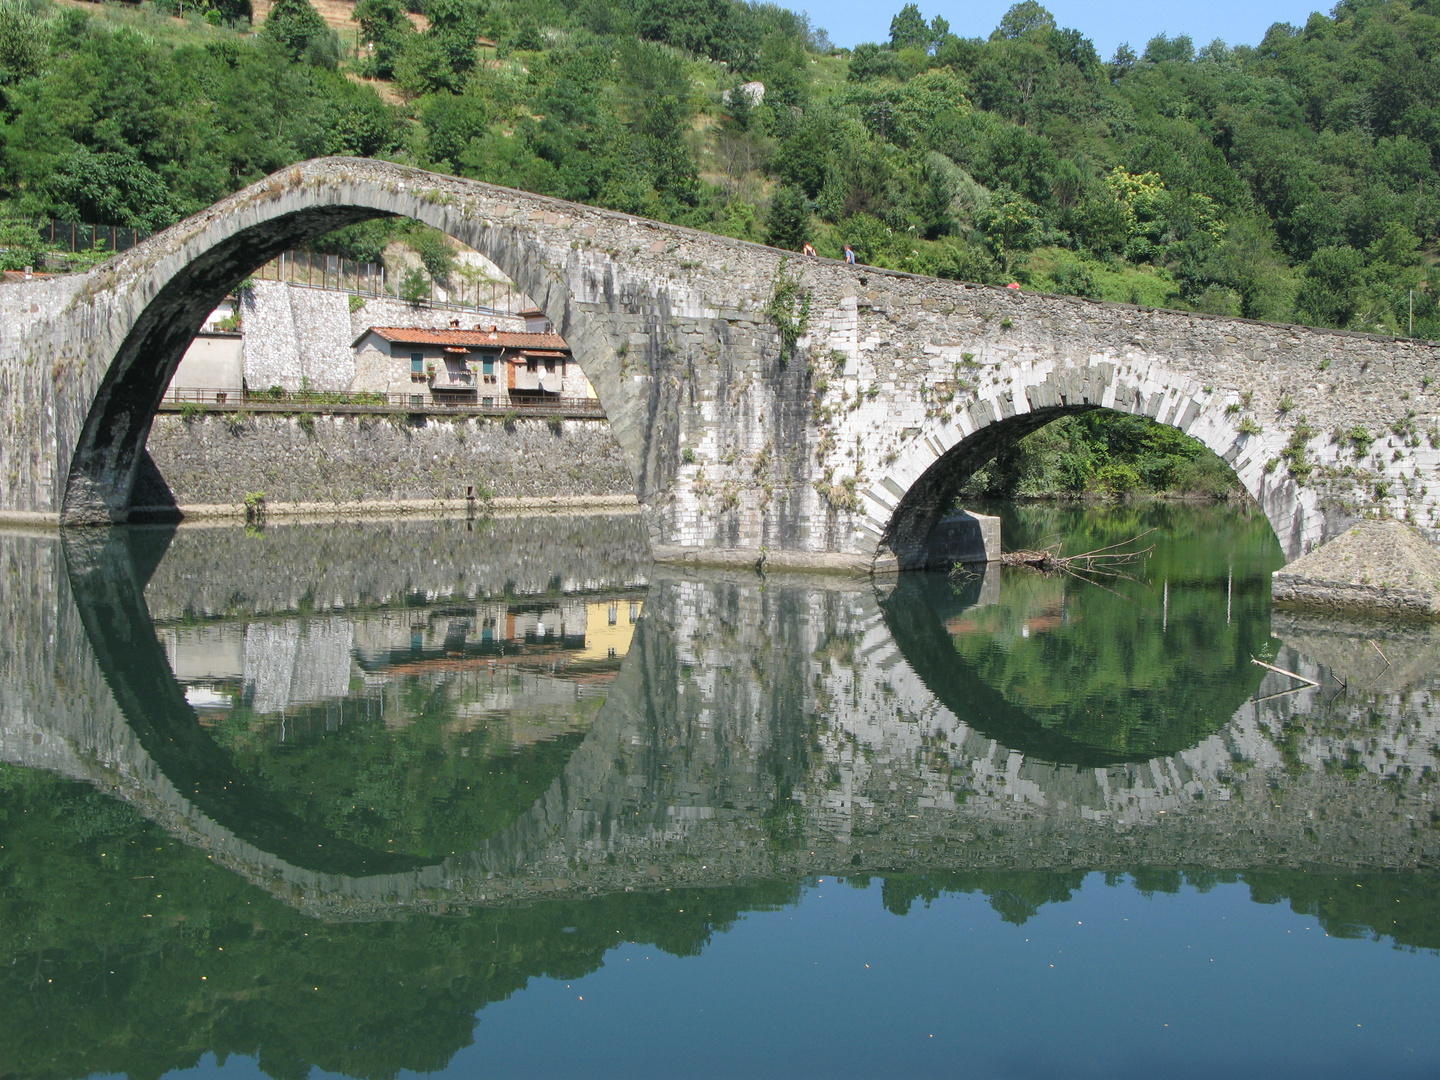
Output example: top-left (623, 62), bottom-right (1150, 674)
top-left (0, 765), bottom-right (799, 1080)
top-left (888, 504), bottom-right (1283, 763)
top-left (210, 672), bottom-right (601, 860)
top-left (874, 867), bottom-right (1440, 952)
top-left (5, 766), bottom-right (1436, 1080)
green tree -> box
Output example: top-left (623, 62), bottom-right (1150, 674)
top-left (0, 0), bottom-right (50, 85)
top-left (1295, 245), bottom-right (1367, 328)
top-left (994, 0), bottom-right (1055, 40)
top-left (976, 187), bottom-right (1043, 270)
top-left (42, 147), bottom-right (178, 229)
top-left (262, 0), bottom-right (339, 66)
top-left (888, 4), bottom-right (928, 50)
top-left (765, 184), bottom-right (810, 250)
top-left (353, 0), bottom-right (413, 79)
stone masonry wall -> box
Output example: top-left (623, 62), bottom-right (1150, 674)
top-left (9, 157), bottom-right (1440, 571)
top-left (239, 281), bottom-right (525, 392)
top-left (146, 412), bottom-right (635, 506)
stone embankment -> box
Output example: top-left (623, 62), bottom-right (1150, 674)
top-left (142, 511), bottom-right (653, 621)
top-left (1272, 519), bottom-right (1440, 618)
top-left (146, 412), bottom-right (636, 514)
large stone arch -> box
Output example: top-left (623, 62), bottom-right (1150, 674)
top-left (859, 357), bottom-right (1321, 568)
top-left (55, 159), bottom-right (651, 524)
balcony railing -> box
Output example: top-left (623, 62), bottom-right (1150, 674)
top-left (158, 387), bottom-right (606, 418)
top-left (431, 370), bottom-right (475, 387)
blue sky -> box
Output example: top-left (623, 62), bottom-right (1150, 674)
top-left (809, 0), bottom-right (1333, 58)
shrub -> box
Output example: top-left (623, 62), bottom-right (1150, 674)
top-left (1093, 461), bottom-right (1142, 498)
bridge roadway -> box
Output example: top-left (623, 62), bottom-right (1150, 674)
top-left (2, 158), bottom-right (1439, 569)
top-left (0, 528), bottom-right (1434, 920)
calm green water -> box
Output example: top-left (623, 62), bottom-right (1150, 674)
top-left (1, 505), bottom-right (1438, 1080)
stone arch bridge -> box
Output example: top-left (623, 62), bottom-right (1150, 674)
top-left (3, 156), bottom-right (1438, 567)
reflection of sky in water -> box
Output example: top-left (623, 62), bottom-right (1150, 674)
top-left (155, 875), bottom-right (1440, 1080)
top-left (465, 878), bottom-right (1440, 1080)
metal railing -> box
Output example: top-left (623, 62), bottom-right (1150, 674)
top-left (158, 386), bottom-right (606, 418)
top-left (41, 219), bottom-right (154, 255)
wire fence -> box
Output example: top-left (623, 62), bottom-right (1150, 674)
top-left (41, 219), bottom-right (154, 255)
top-left (34, 220), bottom-right (531, 316)
top-left (251, 251), bottom-right (528, 313)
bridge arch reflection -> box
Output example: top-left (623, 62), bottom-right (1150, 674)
top-left (0, 514), bottom-right (1417, 919)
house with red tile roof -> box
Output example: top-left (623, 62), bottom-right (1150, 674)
top-left (351, 320), bottom-right (592, 405)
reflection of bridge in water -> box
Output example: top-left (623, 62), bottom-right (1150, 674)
top-left (0, 519), bottom-right (1436, 920)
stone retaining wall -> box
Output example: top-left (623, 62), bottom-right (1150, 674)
top-left (147, 412), bottom-right (635, 507)
top-left (240, 281), bottom-right (525, 392)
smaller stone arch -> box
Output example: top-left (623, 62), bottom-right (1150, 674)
top-left (858, 357), bottom-right (1323, 569)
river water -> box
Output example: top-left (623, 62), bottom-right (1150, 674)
top-left (1, 504), bottom-right (1437, 1079)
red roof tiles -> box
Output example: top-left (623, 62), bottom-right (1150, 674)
top-left (354, 326), bottom-right (571, 350)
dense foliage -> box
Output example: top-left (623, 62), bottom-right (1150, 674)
top-left (2, 0), bottom-right (1436, 492)
top-left (2, 0), bottom-right (1437, 336)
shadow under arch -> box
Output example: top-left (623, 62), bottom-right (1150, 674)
top-left (864, 361), bottom-right (1319, 566)
top-left (59, 523), bottom-right (662, 897)
top-left (61, 158), bottom-right (644, 525)
top-left (875, 569), bottom-right (1271, 768)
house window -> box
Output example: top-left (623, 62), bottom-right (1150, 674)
top-left (409, 394), bottom-right (423, 407)
top-left (411, 353), bottom-right (423, 373)
top-left (481, 355), bottom-right (495, 375)
top-left (545, 360), bottom-right (556, 373)
top-left (482, 396), bottom-right (493, 406)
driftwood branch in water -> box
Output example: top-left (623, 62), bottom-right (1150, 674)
top-left (1250, 658), bottom-right (1320, 688)
top-left (982, 528), bottom-right (1158, 583)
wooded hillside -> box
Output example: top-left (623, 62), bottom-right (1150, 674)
top-left (3, 0), bottom-right (1433, 494)
top-left (3, 0), bottom-right (1436, 338)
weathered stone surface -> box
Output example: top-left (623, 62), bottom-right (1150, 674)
top-left (1273, 519), bottom-right (1440, 618)
top-left (146, 413), bottom-right (634, 506)
top-left (4, 157), bottom-right (1440, 573)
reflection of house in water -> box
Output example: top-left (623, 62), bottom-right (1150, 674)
top-left (942, 571), bottom-right (1073, 642)
top-left (156, 593), bottom-right (645, 748)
